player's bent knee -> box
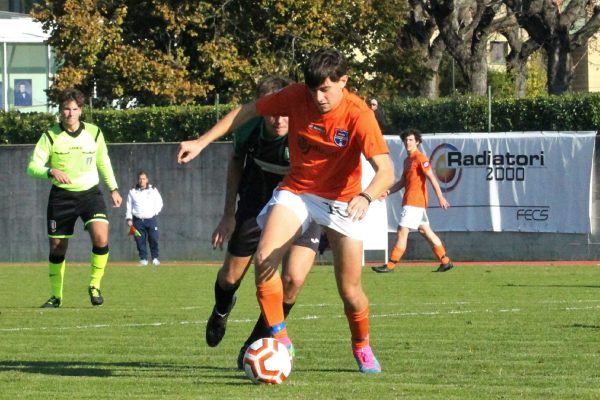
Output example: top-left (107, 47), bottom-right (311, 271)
top-left (282, 274), bottom-right (305, 288)
top-left (338, 286), bottom-right (365, 305)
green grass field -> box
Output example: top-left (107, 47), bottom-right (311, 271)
top-left (1, 263), bottom-right (599, 399)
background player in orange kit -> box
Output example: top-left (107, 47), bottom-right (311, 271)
top-left (177, 48), bottom-right (394, 374)
top-left (372, 128), bottom-right (454, 274)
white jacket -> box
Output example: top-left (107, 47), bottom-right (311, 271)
top-left (126, 184), bottom-right (163, 220)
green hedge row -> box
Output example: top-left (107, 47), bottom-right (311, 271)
top-left (88, 104), bottom-right (236, 143)
top-left (386, 93), bottom-right (600, 134)
top-left (0, 111), bottom-right (57, 144)
top-left (0, 104), bottom-right (235, 144)
top-left (2, 94), bottom-right (599, 144)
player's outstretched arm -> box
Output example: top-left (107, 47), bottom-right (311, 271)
top-left (177, 101), bottom-right (259, 164)
top-left (424, 168), bottom-right (450, 209)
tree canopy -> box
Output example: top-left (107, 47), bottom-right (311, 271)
top-left (33, 0), bottom-right (410, 106)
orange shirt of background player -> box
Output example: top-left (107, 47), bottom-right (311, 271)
top-left (402, 149), bottom-right (430, 208)
top-left (256, 84), bottom-right (389, 202)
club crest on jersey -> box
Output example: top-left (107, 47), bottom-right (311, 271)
top-left (423, 161), bottom-right (430, 168)
top-left (308, 123), bottom-right (326, 135)
top-left (333, 128), bottom-right (349, 147)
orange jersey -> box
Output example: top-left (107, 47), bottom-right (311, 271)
top-left (255, 83), bottom-right (389, 202)
top-left (402, 149), bottom-right (431, 207)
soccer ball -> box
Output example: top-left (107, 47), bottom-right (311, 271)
top-left (243, 337), bottom-right (292, 384)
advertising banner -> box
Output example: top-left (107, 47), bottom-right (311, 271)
top-left (385, 132), bottom-right (596, 233)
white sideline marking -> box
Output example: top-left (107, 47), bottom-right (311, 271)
top-left (2, 304), bottom-right (600, 333)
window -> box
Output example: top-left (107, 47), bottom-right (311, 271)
top-left (490, 41), bottom-right (508, 65)
top-left (0, 0), bottom-right (41, 13)
top-left (7, 43), bottom-right (49, 111)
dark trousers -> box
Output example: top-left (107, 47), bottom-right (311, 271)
top-left (133, 216), bottom-right (160, 260)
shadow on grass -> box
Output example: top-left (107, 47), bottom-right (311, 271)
top-left (570, 323), bottom-right (600, 329)
top-left (505, 283), bottom-right (600, 289)
top-left (0, 360), bottom-right (113, 377)
top-left (0, 360), bottom-right (248, 379)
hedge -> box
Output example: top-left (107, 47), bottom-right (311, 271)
top-left (2, 94), bottom-right (599, 144)
top-left (386, 93), bottom-right (600, 134)
top-left (0, 104), bottom-right (235, 144)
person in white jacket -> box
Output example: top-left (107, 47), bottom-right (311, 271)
top-left (126, 171), bottom-right (163, 265)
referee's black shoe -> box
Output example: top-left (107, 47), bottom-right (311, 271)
top-left (41, 296), bottom-right (62, 308)
top-left (372, 264), bottom-right (395, 273)
top-left (435, 261), bottom-right (454, 272)
top-left (206, 295), bottom-right (237, 347)
top-left (88, 286), bottom-right (104, 306)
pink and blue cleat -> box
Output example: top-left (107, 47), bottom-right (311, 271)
top-left (353, 345), bottom-right (381, 374)
top-left (277, 335), bottom-right (295, 363)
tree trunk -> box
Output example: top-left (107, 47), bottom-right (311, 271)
top-left (418, 37), bottom-right (445, 99)
top-left (419, 73), bottom-right (440, 98)
top-left (513, 62), bottom-right (528, 98)
top-left (546, 32), bottom-right (573, 95)
top-left (465, 56), bottom-right (488, 96)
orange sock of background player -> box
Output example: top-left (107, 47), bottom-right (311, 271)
top-left (256, 278), bottom-right (287, 339)
top-left (345, 306), bottom-right (370, 349)
top-left (433, 244), bottom-right (450, 264)
top-left (387, 246), bottom-right (405, 268)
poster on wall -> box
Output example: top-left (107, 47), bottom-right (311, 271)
top-left (14, 79), bottom-right (32, 106)
top-left (385, 132), bottom-right (596, 234)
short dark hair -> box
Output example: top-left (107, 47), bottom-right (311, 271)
top-left (256, 76), bottom-right (293, 98)
top-left (303, 48), bottom-right (348, 89)
top-left (58, 88), bottom-right (85, 109)
top-left (400, 128), bottom-right (422, 144)
top-left (137, 170), bottom-right (148, 179)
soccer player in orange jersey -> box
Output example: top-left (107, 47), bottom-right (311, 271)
top-left (372, 128), bottom-right (454, 273)
top-left (177, 48), bottom-right (394, 374)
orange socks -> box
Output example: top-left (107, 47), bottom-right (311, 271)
top-left (433, 245), bottom-right (450, 264)
top-left (256, 278), bottom-right (287, 339)
top-left (345, 306), bottom-right (370, 349)
top-left (387, 246), bottom-right (405, 268)
top-left (389, 244), bottom-right (450, 266)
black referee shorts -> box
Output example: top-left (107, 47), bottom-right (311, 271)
top-left (47, 185), bottom-right (108, 238)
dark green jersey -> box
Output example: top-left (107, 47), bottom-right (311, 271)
top-left (233, 117), bottom-right (290, 215)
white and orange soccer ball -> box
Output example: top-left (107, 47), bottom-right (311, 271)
top-left (243, 337), bottom-right (292, 384)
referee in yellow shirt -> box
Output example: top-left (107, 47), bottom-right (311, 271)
top-left (27, 88), bottom-right (122, 308)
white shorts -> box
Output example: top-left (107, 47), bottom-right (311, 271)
top-left (399, 205), bottom-right (430, 230)
top-left (257, 189), bottom-right (365, 240)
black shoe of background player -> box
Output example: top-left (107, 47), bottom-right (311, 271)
top-left (205, 295), bottom-right (236, 347)
top-left (237, 343), bottom-right (249, 370)
top-left (371, 264), bottom-right (395, 273)
top-left (435, 261), bottom-right (454, 272)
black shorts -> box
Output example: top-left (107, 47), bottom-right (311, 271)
top-left (228, 209), bottom-right (322, 257)
top-left (47, 185), bottom-right (108, 238)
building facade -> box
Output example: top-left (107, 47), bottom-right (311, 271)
top-left (0, 5), bottom-right (53, 112)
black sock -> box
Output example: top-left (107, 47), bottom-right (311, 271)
top-left (214, 280), bottom-right (238, 315)
top-left (283, 302), bottom-right (294, 318)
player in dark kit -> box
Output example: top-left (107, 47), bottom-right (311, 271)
top-left (206, 76), bottom-right (321, 368)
